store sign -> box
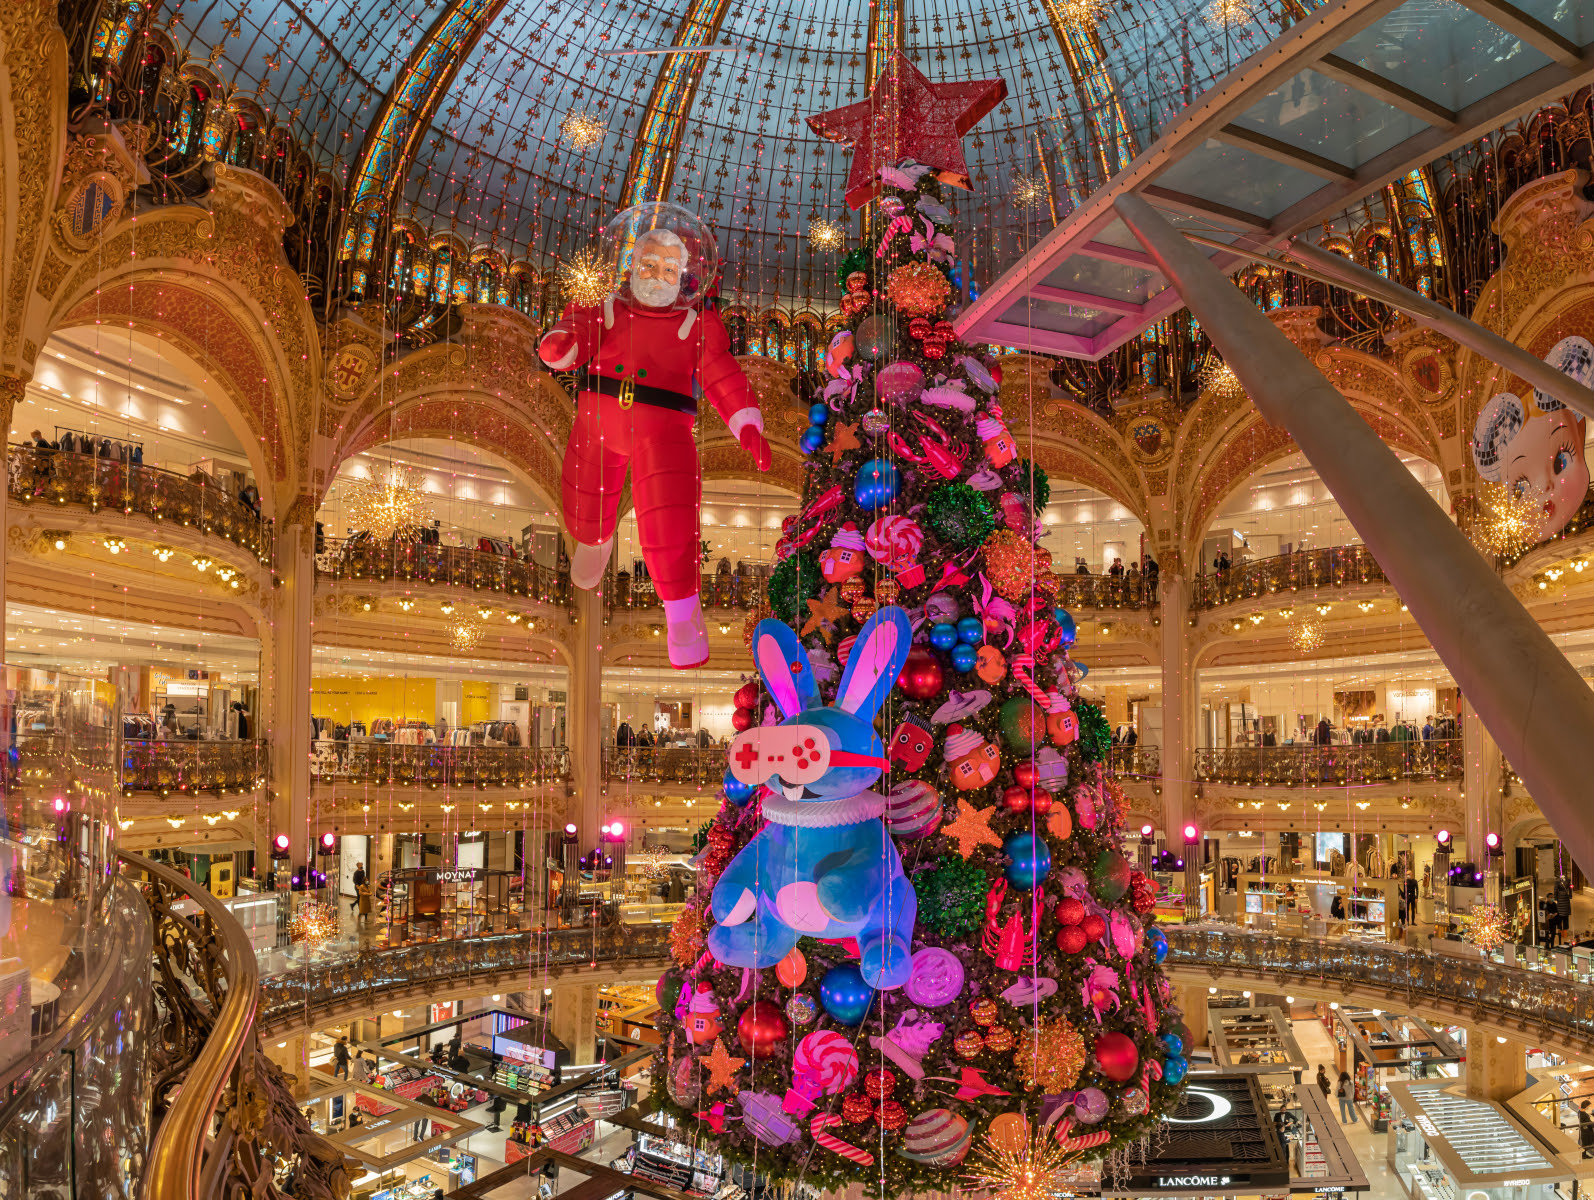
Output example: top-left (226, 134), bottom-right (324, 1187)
top-left (1156, 1175), bottom-right (1247, 1189)
top-left (1165, 1086), bottom-right (1235, 1125)
top-left (1415, 1115), bottom-right (1440, 1137)
top-left (437, 869), bottom-right (478, 883)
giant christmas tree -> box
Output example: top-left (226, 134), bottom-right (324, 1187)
top-left (648, 54), bottom-right (1186, 1196)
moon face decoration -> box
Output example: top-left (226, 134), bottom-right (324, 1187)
top-left (1164, 1086), bottom-right (1233, 1125)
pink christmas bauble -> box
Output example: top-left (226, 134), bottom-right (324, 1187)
top-left (734, 681), bottom-right (761, 710)
top-left (794, 1030), bottom-right (860, 1094)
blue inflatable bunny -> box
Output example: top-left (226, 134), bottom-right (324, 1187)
top-left (708, 606), bottom-right (918, 989)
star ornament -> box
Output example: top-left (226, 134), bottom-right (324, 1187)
top-left (803, 586), bottom-right (846, 639)
top-left (942, 801), bottom-right (1002, 857)
top-left (701, 1038), bottom-right (746, 1095)
top-left (807, 52), bottom-right (1008, 210)
top-left (830, 421), bottom-right (861, 464)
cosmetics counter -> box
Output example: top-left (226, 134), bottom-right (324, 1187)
top-left (1388, 1079), bottom-right (1569, 1200)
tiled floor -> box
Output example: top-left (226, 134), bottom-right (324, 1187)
top-left (1293, 1015), bottom-right (1409, 1200)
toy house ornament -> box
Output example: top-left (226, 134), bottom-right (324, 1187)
top-left (889, 713), bottom-right (935, 771)
top-left (977, 410), bottom-right (1017, 468)
top-left (945, 724), bottom-right (1000, 791)
top-left (820, 523), bottom-right (869, 584)
top-left (687, 981), bottom-right (724, 1045)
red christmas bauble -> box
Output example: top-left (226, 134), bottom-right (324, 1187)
top-left (731, 706), bottom-right (756, 732)
top-left (863, 1067), bottom-right (897, 1099)
top-left (1081, 913), bottom-right (1107, 942)
top-left (1055, 897), bottom-right (1086, 926)
top-left (1129, 871), bottom-right (1158, 914)
top-left (1095, 1031), bottom-right (1140, 1082)
top-left (990, 362), bottom-right (1004, 386)
top-left (736, 999), bottom-right (790, 1056)
top-left (734, 681), bottom-right (761, 710)
top-left (897, 647), bottom-right (945, 700)
top-left (1001, 784), bottom-right (1031, 813)
top-left (1013, 761), bottom-right (1039, 789)
top-left (842, 1093), bottom-right (875, 1123)
top-left (876, 1100), bottom-right (909, 1131)
top-left (1031, 787), bottom-right (1054, 815)
top-left (1055, 924), bottom-right (1088, 954)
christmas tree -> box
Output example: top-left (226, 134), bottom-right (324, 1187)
top-left (648, 60), bottom-right (1185, 1197)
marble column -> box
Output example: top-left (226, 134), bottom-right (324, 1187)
top-left (1179, 984), bottom-right (1210, 1047)
top-left (1159, 572), bottom-right (1192, 838)
top-left (566, 586), bottom-right (604, 843)
top-left (1462, 697), bottom-right (1503, 866)
top-left (0, 376), bottom-right (20, 657)
top-left (1464, 1032), bottom-right (1526, 1102)
top-left (265, 518), bottom-right (316, 857)
top-left (550, 981), bottom-right (598, 1066)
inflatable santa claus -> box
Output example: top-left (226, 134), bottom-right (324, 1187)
top-left (539, 204), bottom-right (771, 668)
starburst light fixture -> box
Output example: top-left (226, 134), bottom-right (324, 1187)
top-left (1472, 481), bottom-right (1539, 559)
top-left (807, 218), bottom-right (845, 251)
top-left (1051, 0), bottom-right (1107, 29)
top-left (1205, 0), bottom-right (1254, 23)
top-left (560, 108), bottom-right (606, 150)
top-left (450, 618), bottom-right (483, 652)
top-left (1012, 172), bottom-right (1049, 211)
top-left (345, 465), bottom-right (431, 542)
top-left (556, 246), bottom-right (611, 308)
top-left (964, 1133), bottom-right (1084, 1200)
top-left (1466, 902), bottom-right (1508, 949)
top-left (1199, 357), bottom-right (1244, 399)
top-left (289, 897), bottom-right (339, 946)
top-left (1293, 619), bottom-right (1325, 655)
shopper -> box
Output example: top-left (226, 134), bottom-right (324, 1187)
top-left (1336, 1071), bottom-right (1357, 1124)
top-left (1557, 878), bottom-right (1573, 946)
top-left (350, 862), bottom-right (366, 920)
top-left (1579, 1099), bottom-right (1593, 1158)
top-left (351, 1053), bottom-right (370, 1085)
top-left (333, 1036), bottom-right (350, 1079)
top-left (1316, 1065), bottom-right (1331, 1098)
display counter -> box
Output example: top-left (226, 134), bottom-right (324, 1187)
top-left (1339, 1008), bottom-right (1462, 1130)
top-left (1209, 1006), bottom-right (1310, 1078)
top-left (1388, 1079), bottom-right (1570, 1200)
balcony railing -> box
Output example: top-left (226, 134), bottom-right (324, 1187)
top-left (604, 744), bottom-right (725, 786)
top-left (8, 445), bottom-right (274, 566)
top-left (1193, 738), bottom-right (1462, 787)
top-left (1108, 745), bottom-right (1161, 778)
top-left (316, 536), bottom-right (569, 605)
top-left (606, 569), bottom-right (768, 613)
top-left (1189, 545), bottom-right (1388, 611)
top-left (257, 925), bottom-right (672, 1036)
top-left (121, 739), bottom-right (269, 794)
top-left (310, 742), bottom-right (571, 788)
top-left (1053, 573), bottom-right (1157, 611)
top-left (1165, 926), bottom-right (1594, 1057)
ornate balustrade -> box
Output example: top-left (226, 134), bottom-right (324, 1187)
top-left (1053, 573), bottom-right (1157, 611)
top-left (257, 926), bottom-right (672, 1036)
top-left (604, 744), bottom-right (724, 787)
top-left (310, 742), bottom-right (570, 788)
top-left (121, 739), bottom-right (269, 795)
top-left (1193, 738), bottom-right (1461, 787)
top-left (316, 536), bottom-right (568, 606)
top-left (607, 570), bottom-right (767, 614)
top-left (1165, 926), bottom-right (1594, 1057)
top-left (8, 446), bottom-right (275, 566)
top-left (1189, 545), bottom-right (1388, 611)
top-left (121, 851), bottom-right (347, 1200)
top-left (1107, 745), bottom-right (1161, 779)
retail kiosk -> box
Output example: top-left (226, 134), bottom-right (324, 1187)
top-left (1106, 1075), bottom-right (1291, 1198)
top-left (1237, 872), bottom-right (1399, 939)
top-left (1338, 1009), bottom-right (1464, 1131)
top-left (1208, 1006), bottom-right (1310, 1080)
top-left (1389, 1078), bottom-right (1570, 1200)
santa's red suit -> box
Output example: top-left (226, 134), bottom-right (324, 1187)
top-left (539, 294), bottom-right (769, 668)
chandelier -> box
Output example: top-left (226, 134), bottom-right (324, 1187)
top-left (1050, 0), bottom-right (1106, 29)
top-left (807, 218), bottom-right (845, 251)
top-left (1466, 902), bottom-right (1508, 949)
top-left (1472, 481), bottom-right (1538, 559)
top-left (345, 466), bottom-right (430, 541)
top-left (450, 618), bottom-right (483, 652)
top-left (560, 109), bottom-right (606, 150)
top-left (1199, 357), bottom-right (1244, 400)
top-left (1205, 0), bottom-right (1253, 23)
top-left (1012, 173), bottom-right (1049, 212)
top-left (1292, 619), bottom-right (1324, 655)
top-left (289, 897), bottom-right (339, 946)
top-left (556, 247), bottom-right (611, 308)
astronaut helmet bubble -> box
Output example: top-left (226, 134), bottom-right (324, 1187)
top-left (600, 202), bottom-right (720, 312)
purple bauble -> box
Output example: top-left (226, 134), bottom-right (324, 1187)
top-left (904, 947), bottom-right (965, 1007)
top-left (1074, 1087), bottom-right (1110, 1125)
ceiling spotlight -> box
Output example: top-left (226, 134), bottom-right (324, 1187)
top-left (103, 536), bottom-right (126, 554)
top-left (193, 555), bottom-right (212, 572)
top-left (151, 545), bottom-right (174, 562)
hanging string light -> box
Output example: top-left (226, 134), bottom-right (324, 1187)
top-left (556, 247), bottom-right (611, 307)
top-left (1466, 902), bottom-right (1508, 949)
top-left (1050, 0), bottom-right (1107, 30)
top-left (1204, 0), bottom-right (1254, 23)
top-left (450, 617), bottom-right (483, 652)
top-left (345, 465), bottom-right (431, 541)
top-left (964, 1133), bottom-right (1084, 1200)
top-left (1292, 619), bottom-right (1324, 655)
top-left (1012, 173), bottom-right (1049, 211)
top-left (289, 896), bottom-right (339, 945)
top-left (559, 109), bottom-right (607, 150)
top-left (807, 218), bottom-right (845, 251)
top-left (1472, 482), bottom-right (1538, 559)
top-left (1199, 357), bottom-right (1244, 400)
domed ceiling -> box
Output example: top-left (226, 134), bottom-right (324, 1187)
top-left (175, 0), bottom-right (1303, 310)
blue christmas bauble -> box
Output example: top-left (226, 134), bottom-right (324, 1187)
top-left (723, 769), bottom-right (757, 806)
top-left (1148, 927), bottom-right (1168, 962)
top-left (1163, 1055), bottom-right (1188, 1085)
top-left (929, 622), bottom-right (958, 650)
top-left (818, 964), bottom-right (874, 1026)
top-left (808, 402), bottom-right (830, 425)
top-left (1162, 1032), bottom-right (1184, 1057)
top-left (853, 458), bottom-right (901, 510)
top-left (800, 426), bottom-right (825, 455)
top-left (1053, 607), bottom-right (1078, 648)
top-left (956, 617), bottom-right (984, 644)
top-left (1002, 833), bottom-right (1052, 889)
top-left (950, 643), bottom-right (978, 673)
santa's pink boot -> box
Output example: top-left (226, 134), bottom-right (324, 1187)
top-left (664, 595), bottom-right (710, 669)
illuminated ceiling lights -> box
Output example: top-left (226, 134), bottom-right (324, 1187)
top-left (1012, 172), bottom-right (1049, 211)
top-left (1292, 619), bottom-right (1324, 655)
top-left (1205, 0), bottom-right (1253, 23)
top-left (807, 218), bottom-right (845, 251)
top-left (346, 465), bottom-right (431, 542)
top-left (1051, 0), bottom-right (1107, 29)
top-left (1199, 356), bottom-right (1244, 400)
top-left (555, 247), bottom-right (611, 308)
top-left (1472, 481), bottom-right (1538, 559)
top-left (559, 108), bottom-right (607, 149)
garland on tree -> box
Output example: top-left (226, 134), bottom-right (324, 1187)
top-left (649, 163), bottom-right (1185, 1195)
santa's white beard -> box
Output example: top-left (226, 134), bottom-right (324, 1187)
top-left (631, 274), bottom-right (680, 308)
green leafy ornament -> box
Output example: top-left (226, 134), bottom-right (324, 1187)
top-left (1075, 698), bottom-right (1113, 763)
top-left (1017, 459), bottom-right (1050, 509)
top-left (768, 551), bottom-right (822, 622)
top-left (916, 856), bottom-right (989, 939)
top-left (926, 483), bottom-right (996, 547)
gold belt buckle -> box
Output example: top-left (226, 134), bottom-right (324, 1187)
top-left (617, 379), bottom-right (635, 410)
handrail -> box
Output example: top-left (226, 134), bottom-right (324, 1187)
top-left (1192, 737), bottom-right (1462, 787)
top-left (121, 738), bottom-right (269, 794)
top-left (8, 445), bottom-right (275, 566)
top-left (310, 741), bottom-right (570, 787)
top-left (607, 569), bottom-right (768, 613)
top-left (1189, 544), bottom-right (1388, 611)
top-left (316, 535), bottom-right (569, 605)
top-left (258, 925), bottom-right (672, 1036)
top-left (1051, 572), bottom-right (1158, 611)
top-left (604, 744), bottom-right (724, 785)
top-left (1107, 745), bottom-right (1161, 778)
top-left (1164, 925), bottom-right (1594, 1058)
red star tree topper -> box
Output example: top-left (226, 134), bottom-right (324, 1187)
top-left (806, 51), bottom-right (1007, 209)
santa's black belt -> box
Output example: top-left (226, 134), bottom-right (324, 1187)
top-left (576, 371), bottom-right (697, 415)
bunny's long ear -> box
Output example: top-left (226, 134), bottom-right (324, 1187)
top-left (752, 618), bottom-right (820, 718)
top-left (834, 606), bottom-right (912, 721)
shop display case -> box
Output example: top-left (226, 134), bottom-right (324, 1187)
top-left (1389, 1080), bottom-right (1570, 1200)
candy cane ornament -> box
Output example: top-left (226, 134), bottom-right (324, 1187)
top-left (1053, 1116), bottom-right (1113, 1152)
top-left (811, 1113), bottom-right (875, 1165)
top-left (1010, 653), bottom-right (1052, 709)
